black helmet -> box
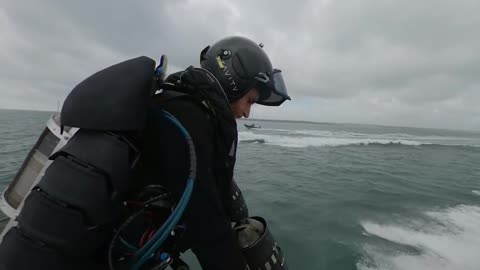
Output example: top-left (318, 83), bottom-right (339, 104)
top-left (200, 36), bottom-right (291, 106)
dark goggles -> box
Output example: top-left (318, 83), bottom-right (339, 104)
top-left (253, 69), bottom-right (291, 106)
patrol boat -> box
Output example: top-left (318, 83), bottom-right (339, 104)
top-left (244, 123), bottom-right (261, 129)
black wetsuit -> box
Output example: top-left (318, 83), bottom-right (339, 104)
top-left (139, 69), bottom-right (248, 270)
top-left (0, 63), bottom-right (248, 270)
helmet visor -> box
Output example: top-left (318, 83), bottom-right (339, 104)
top-left (255, 69), bottom-right (291, 106)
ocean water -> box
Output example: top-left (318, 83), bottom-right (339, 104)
top-left (1, 109), bottom-right (480, 270)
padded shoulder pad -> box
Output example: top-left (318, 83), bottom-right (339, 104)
top-left (61, 56), bottom-right (156, 131)
top-left (0, 227), bottom-right (96, 270)
top-left (0, 227), bottom-right (71, 270)
top-left (56, 130), bottom-right (134, 197)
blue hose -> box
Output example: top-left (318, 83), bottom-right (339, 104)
top-left (131, 110), bottom-right (196, 270)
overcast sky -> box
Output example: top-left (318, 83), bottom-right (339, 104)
top-left (1, 0), bottom-right (480, 130)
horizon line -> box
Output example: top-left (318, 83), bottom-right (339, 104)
top-left (1, 107), bottom-right (479, 133)
top-left (239, 117), bottom-right (480, 133)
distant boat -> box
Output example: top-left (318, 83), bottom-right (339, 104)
top-left (244, 123), bottom-right (261, 129)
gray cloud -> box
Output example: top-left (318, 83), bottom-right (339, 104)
top-left (1, 0), bottom-right (480, 130)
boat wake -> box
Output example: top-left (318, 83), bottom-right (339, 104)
top-left (358, 205), bottom-right (480, 270)
top-left (239, 131), bottom-right (424, 148)
top-left (238, 130), bottom-right (480, 149)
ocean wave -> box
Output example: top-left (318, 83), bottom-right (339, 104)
top-left (358, 205), bottom-right (480, 270)
top-left (289, 130), bottom-right (417, 139)
top-left (291, 131), bottom-right (477, 144)
top-left (292, 130), bottom-right (337, 137)
top-left (473, 190), bottom-right (480, 196)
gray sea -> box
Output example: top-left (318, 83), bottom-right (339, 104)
top-left (1, 109), bottom-right (480, 270)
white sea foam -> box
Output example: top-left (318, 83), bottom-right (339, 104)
top-left (238, 127), bottom-right (480, 148)
top-left (238, 131), bottom-right (423, 148)
top-left (358, 205), bottom-right (480, 270)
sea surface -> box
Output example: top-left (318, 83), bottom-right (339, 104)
top-left (1, 109), bottom-right (479, 270)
